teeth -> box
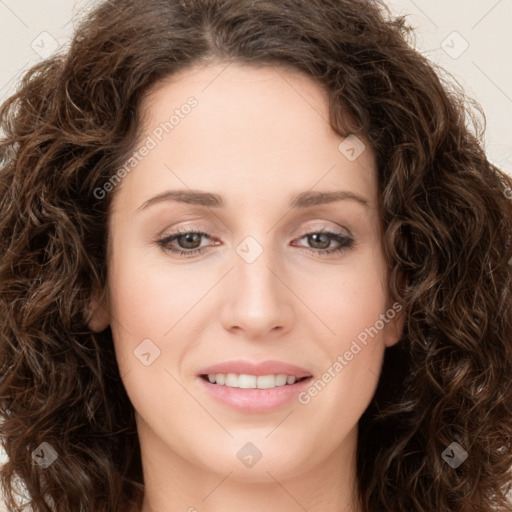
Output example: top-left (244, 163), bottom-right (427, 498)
top-left (257, 375), bottom-right (277, 389)
top-left (225, 373), bottom-right (238, 387)
top-left (206, 373), bottom-right (304, 389)
top-left (275, 374), bottom-right (287, 386)
top-left (238, 374), bottom-right (257, 388)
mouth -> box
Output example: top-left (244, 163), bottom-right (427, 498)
top-left (199, 373), bottom-right (312, 389)
top-left (195, 360), bottom-right (314, 412)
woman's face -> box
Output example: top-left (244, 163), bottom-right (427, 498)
top-left (90, 62), bottom-right (403, 486)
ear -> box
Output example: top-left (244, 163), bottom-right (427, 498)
top-left (86, 288), bottom-right (110, 333)
top-left (383, 300), bottom-right (405, 348)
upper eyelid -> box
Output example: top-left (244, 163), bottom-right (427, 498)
top-left (162, 219), bottom-right (352, 236)
top-left (161, 225), bottom-right (350, 240)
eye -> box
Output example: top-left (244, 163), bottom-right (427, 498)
top-left (156, 228), bottom-right (214, 258)
top-left (155, 227), bottom-right (354, 258)
top-left (293, 228), bottom-right (355, 256)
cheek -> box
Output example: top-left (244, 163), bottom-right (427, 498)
top-left (107, 249), bottom-right (179, 364)
top-left (314, 252), bottom-right (389, 347)
top-left (302, 252), bottom-right (389, 409)
top-left (106, 253), bottom-right (204, 430)
top-left (110, 240), bottom-right (205, 323)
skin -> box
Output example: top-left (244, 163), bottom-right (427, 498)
top-left (88, 61), bottom-right (404, 512)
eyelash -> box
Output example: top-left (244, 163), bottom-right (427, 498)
top-left (155, 227), bottom-right (355, 258)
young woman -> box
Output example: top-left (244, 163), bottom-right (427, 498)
top-left (1, 1), bottom-right (511, 511)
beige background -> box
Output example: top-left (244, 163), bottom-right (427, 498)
top-left (1, 0), bottom-right (511, 509)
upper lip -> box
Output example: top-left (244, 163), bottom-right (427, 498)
top-left (198, 359), bottom-right (313, 379)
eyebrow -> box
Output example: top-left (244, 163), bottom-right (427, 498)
top-left (136, 189), bottom-right (370, 212)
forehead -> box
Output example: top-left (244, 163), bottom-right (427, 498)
top-left (111, 62), bottom-right (377, 213)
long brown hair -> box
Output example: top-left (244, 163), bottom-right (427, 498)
top-left (1, 1), bottom-right (511, 511)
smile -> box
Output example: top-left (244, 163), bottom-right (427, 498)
top-left (196, 359), bottom-right (314, 412)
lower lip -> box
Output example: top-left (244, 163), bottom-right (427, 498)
top-left (197, 376), bottom-right (313, 413)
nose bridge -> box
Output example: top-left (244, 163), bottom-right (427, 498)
top-left (235, 233), bottom-right (282, 304)
top-left (220, 232), bottom-right (294, 336)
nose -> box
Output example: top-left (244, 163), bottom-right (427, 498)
top-left (219, 236), bottom-right (295, 341)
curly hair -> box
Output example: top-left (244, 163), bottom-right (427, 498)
top-left (1, 0), bottom-right (511, 511)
